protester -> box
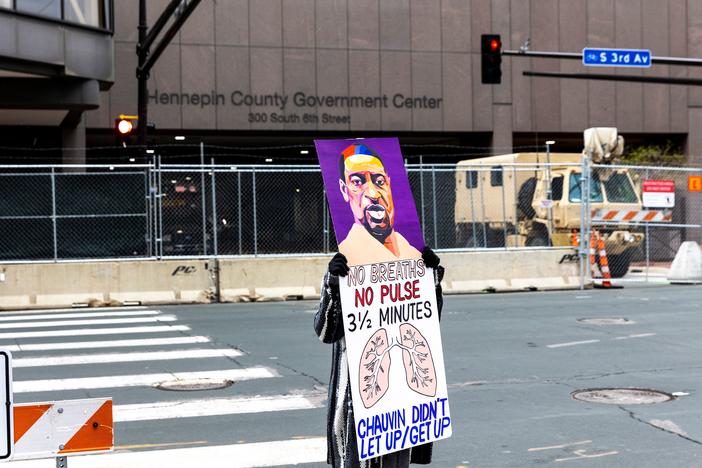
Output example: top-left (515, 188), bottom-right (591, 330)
top-left (314, 247), bottom-right (444, 467)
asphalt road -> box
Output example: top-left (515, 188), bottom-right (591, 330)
top-left (4, 285), bottom-right (702, 467)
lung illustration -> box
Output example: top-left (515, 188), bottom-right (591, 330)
top-left (359, 328), bottom-right (392, 408)
top-left (399, 323), bottom-right (437, 396)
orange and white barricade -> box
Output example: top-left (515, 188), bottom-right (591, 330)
top-left (12, 398), bottom-right (113, 461)
top-left (591, 209), bottom-right (672, 223)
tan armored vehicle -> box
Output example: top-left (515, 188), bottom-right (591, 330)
top-left (454, 128), bottom-right (643, 277)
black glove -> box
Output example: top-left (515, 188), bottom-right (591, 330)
top-left (422, 246), bottom-right (440, 269)
top-left (328, 252), bottom-right (349, 277)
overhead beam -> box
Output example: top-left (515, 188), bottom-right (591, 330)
top-left (505, 49), bottom-right (702, 67)
top-left (523, 70), bottom-right (702, 86)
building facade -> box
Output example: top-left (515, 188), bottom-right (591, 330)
top-left (3, 1), bottom-right (702, 162)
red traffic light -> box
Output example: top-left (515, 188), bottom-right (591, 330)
top-left (490, 38), bottom-right (501, 51)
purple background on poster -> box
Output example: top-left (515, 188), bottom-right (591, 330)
top-left (314, 137), bottom-right (425, 251)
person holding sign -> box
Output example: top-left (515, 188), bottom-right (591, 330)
top-left (314, 248), bottom-right (443, 467)
top-left (314, 138), bottom-right (451, 466)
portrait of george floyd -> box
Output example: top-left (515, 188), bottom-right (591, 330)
top-left (315, 138), bottom-right (424, 266)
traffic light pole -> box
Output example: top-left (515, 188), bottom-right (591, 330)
top-left (136, 0), bottom-right (202, 153)
top-left (137, 0), bottom-right (148, 155)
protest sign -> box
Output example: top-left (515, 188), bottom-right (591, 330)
top-left (315, 137), bottom-right (451, 461)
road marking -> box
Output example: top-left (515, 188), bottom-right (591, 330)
top-left (546, 340), bottom-right (600, 349)
top-left (555, 449), bottom-right (618, 462)
top-left (2, 336), bottom-right (211, 352)
top-left (0, 305), bottom-right (148, 315)
top-left (13, 349), bottom-right (243, 367)
top-left (612, 333), bottom-right (656, 340)
top-left (0, 315), bottom-right (177, 329)
top-left (528, 440), bottom-right (592, 451)
top-left (6, 437), bottom-right (327, 468)
top-left (13, 367), bottom-right (279, 393)
top-left (575, 296), bottom-right (591, 299)
top-left (0, 310), bottom-right (161, 322)
top-left (115, 441), bottom-right (208, 450)
top-left (0, 325), bottom-right (190, 340)
top-left (113, 393), bottom-right (326, 422)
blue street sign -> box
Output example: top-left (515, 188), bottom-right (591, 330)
top-left (582, 48), bottom-right (652, 68)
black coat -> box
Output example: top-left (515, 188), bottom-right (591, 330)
top-left (314, 267), bottom-right (445, 467)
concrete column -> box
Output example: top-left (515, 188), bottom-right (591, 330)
top-left (686, 108), bottom-right (702, 243)
top-left (62, 112), bottom-right (86, 166)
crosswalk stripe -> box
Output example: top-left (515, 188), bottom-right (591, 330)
top-left (113, 392), bottom-right (326, 422)
top-left (0, 325), bottom-right (190, 340)
top-left (3, 336), bottom-right (211, 352)
top-left (5, 437), bottom-right (327, 468)
top-left (13, 349), bottom-right (244, 367)
top-left (0, 305), bottom-right (148, 316)
top-left (0, 315), bottom-right (177, 330)
top-left (14, 368), bottom-right (279, 393)
top-left (0, 310), bottom-right (161, 322)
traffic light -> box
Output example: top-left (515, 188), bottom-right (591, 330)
top-left (481, 34), bottom-right (502, 84)
top-left (115, 114), bottom-right (137, 146)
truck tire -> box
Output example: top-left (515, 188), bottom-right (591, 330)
top-left (607, 250), bottom-right (632, 278)
top-left (456, 223), bottom-right (487, 248)
top-left (517, 177), bottom-right (537, 220)
top-left (525, 224), bottom-right (550, 247)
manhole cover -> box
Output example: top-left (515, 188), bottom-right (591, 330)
top-left (577, 317), bottom-right (634, 325)
top-left (572, 388), bottom-right (674, 405)
top-left (156, 378), bottom-right (234, 391)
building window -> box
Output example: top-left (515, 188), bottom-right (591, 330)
top-left (10, 0), bottom-right (109, 29)
top-left (16, 0), bottom-right (61, 19)
top-left (64, 0), bottom-right (106, 27)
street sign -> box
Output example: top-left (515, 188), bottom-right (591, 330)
top-left (582, 48), bottom-right (652, 68)
top-left (643, 180), bottom-right (675, 208)
top-left (0, 350), bottom-right (12, 462)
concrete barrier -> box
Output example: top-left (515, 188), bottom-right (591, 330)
top-left (217, 248), bottom-right (583, 302)
top-left (218, 256), bottom-right (329, 302)
top-left (439, 248), bottom-right (583, 293)
top-left (0, 249), bottom-right (584, 310)
top-left (0, 260), bottom-right (214, 310)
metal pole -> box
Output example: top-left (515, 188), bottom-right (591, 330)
top-left (469, 168), bottom-right (477, 247)
top-left (480, 169), bottom-right (487, 247)
top-left (50, 168), bottom-right (58, 262)
top-left (580, 152), bottom-right (591, 289)
top-left (200, 142), bottom-right (208, 256)
top-left (237, 170), bottom-right (242, 255)
top-left (210, 158), bottom-right (218, 257)
top-left (137, 0), bottom-right (148, 152)
top-left (252, 167), bottom-right (258, 256)
top-left (432, 166), bottom-right (438, 249)
top-left (322, 190), bottom-right (328, 253)
top-left (500, 167), bottom-right (508, 249)
top-left (144, 166), bottom-right (151, 257)
top-left (546, 142), bottom-right (554, 246)
top-left (157, 155), bottom-right (163, 258)
top-left (55, 456), bottom-right (67, 468)
top-left (419, 157), bottom-right (426, 240)
top-left (645, 168), bottom-right (650, 282)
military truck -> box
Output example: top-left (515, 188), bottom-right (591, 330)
top-left (454, 128), bottom-right (644, 277)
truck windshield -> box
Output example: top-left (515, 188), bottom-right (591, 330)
top-left (604, 173), bottom-right (638, 203)
top-left (569, 172), bottom-right (604, 202)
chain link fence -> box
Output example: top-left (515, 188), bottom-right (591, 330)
top-left (1, 158), bottom-right (700, 286)
top-left (589, 163), bottom-right (702, 283)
